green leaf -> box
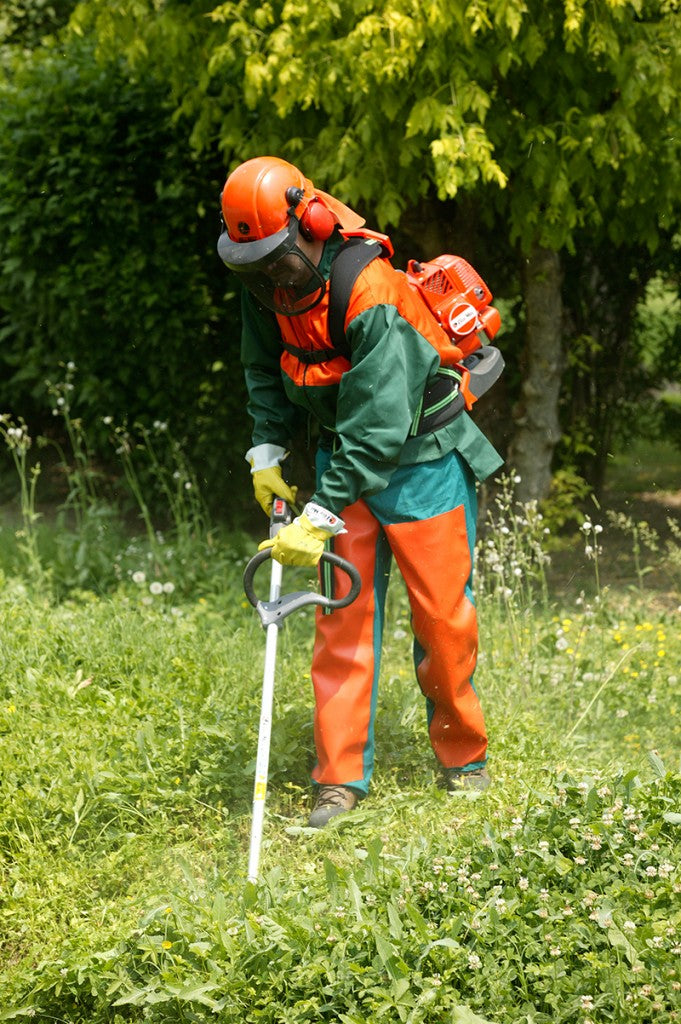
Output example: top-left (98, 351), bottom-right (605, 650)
top-left (606, 925), bottom-right (643, 969)
top-left (418, 936), bottom-right (461, 964)
top-left (347, 877), bottom-right (365, 921)
top-left (554, 853), bottom-right (575, 876)
top-left (72, 787), bottom-right (85, 822)
top-left (324, 857), bottom-right (340, 895)
top-left (386, 901), bottom-right (403, 940)
top-left (452, 1005), bottom-right (499, 1024)
top-left (373, 930), bottom-right (408, 981)
top-left (113, 987), bottom-right (153, 1007)
top-left (175, 981), bottom-right (222, 1007)
top-left (405, 902), bottom-right (432, 940)
top-left (647, 750), bottom-right (667, 777)
top-left (0, 1009), bottom-right (42, 1021)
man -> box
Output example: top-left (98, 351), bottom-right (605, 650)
top-left (217, 156), bottom-right (503, 827)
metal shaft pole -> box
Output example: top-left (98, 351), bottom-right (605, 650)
top-left (247, 557), bottom-right (283, 884)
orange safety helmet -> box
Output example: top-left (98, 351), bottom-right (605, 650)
top-left (217, 156), bottom-right (365, 316)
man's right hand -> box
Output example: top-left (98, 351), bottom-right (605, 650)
top-left (252, 465), bottom-right (298, 516)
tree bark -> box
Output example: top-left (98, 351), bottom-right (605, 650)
top-left (508, 243), bottom-right (564, 503)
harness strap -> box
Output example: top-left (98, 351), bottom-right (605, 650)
top-left (410, 367), bottom-right (465, 436)
top-left (282, 235), bottom-right (465, 437)
top-left (279, 237), bottom-right (383, 365)
top-left (280, 340), bottom-right (347, 365)
top-left (327, 237), bottom-right (385, 354)
top-left (326, 236), bottom-right (465, 434)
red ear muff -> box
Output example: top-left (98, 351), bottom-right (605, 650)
top-left (300, 199), bottom-right (336, 242)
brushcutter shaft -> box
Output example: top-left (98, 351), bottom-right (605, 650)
top-left (247, 616), bottom-right (280, 883)
top-left (244, 500), bottom-right (360, 885)
top-left (247, 511), bottom-right (286, 885)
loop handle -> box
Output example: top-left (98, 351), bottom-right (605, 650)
top-left (243, 549), bottom-right (361, 627)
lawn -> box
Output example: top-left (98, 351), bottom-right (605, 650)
top-left (0, 434), bottom-right (680, 1022)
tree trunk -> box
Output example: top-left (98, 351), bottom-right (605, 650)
top-left (508, 243), bottom-right (564, 503)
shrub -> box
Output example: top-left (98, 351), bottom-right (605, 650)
top-left (0, 38), bottom-right (249, 510)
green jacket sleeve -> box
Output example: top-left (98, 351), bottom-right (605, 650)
top-left (240, 288), bottom-right (304, 448)
top-left (311, 303), bottom-right (441, 514)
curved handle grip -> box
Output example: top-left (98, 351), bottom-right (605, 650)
top-left (243, 549), bottom-right (362, 627)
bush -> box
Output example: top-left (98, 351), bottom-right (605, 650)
top-left (0, 38), bottom-right (249, 512)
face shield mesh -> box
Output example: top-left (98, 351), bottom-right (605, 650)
top-left (218, 217), bottom-right (327, 315)
top-left (237, 251), bottom-right (326, 316)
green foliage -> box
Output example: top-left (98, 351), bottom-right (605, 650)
top-left (636, 272), bottom-right (681, 376)
top-left (204, 0), bottom-right (510, 225)
top-left (0, 0), bottom-right (76, 53)
top-left (58, 0), bottom-right (681, 256)
top-left (481, 0), bottom-right (681, 253)
top-left (0, 36), bottom-right (249, 503)
top-left (558, 239), bottom-right (681, 491)
top-left (179, 0), bottom-right (681, 257)
top-left (12, 763), bottom-right (681, 1022)
top-left (2, 0), bottom-right (680, 512)
top-left (539, 467), bottom-right (593, 533)
top-left (0, 390), bottom-right (259, 599)
top-left (63, 1), bottom-right (681, 505)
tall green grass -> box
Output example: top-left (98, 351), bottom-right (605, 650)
top-left (1, 400), bottom-right (680, 1022)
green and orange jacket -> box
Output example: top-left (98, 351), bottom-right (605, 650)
top-left (240, 234), bottom-right (503, 516)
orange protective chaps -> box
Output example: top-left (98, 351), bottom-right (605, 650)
top-left (310, 450), bottom-right (487, 793)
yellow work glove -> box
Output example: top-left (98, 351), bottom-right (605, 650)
top-left (259, 502), bottom-right (346, 566)
top-left (252, 465), bottom-right (298, 517)
top-left (258, 513), bottom-right (331, 566)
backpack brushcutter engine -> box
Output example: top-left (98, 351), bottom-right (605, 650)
top-left (406, 255), bottom-right (504, 409)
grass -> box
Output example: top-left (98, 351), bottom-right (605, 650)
top-left (605, 436), bottom-right (681, 498)
top-left (0, 410), bottom-right (680, 1022)
top-left (0, 506), bottom-right (680, 1021)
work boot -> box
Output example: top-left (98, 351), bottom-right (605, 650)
top-left (444, 767), bottom-right (491, 794)
top-left (308, 785), bottom-right (359, 828)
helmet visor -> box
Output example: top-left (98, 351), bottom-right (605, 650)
top-left (217, 218), bottom-right (298, 270)
top-left (218, 219), bottom-right (326, 316)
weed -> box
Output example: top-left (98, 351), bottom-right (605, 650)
top-left (1, 365), bottom-right (237, 600)
top-left (0, 413), bottom-right (45, 586)
top-left (606, 510), bottom-right (661, 592)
